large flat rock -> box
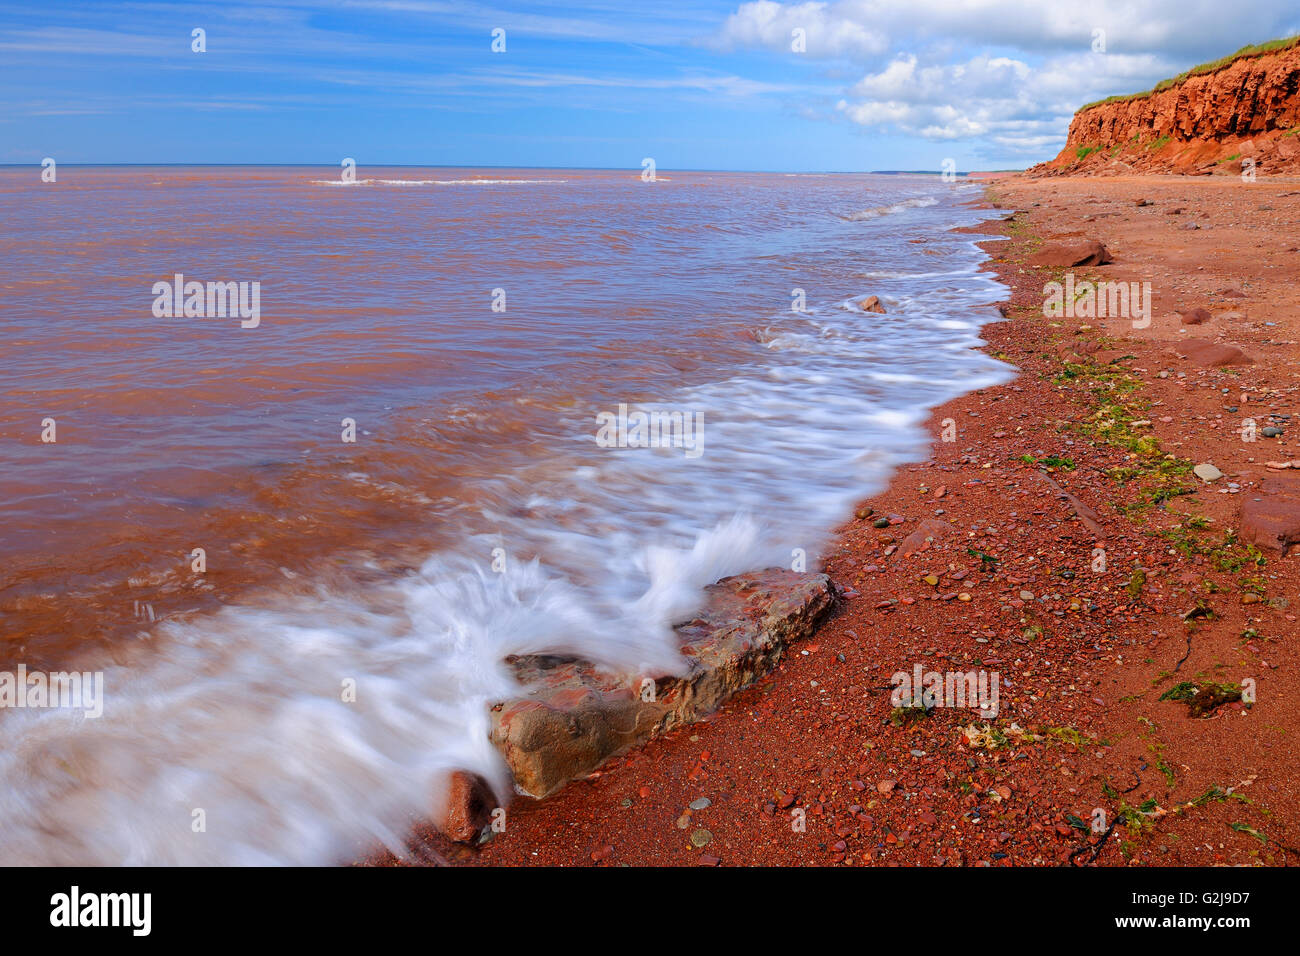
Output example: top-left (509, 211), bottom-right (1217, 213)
top-left (487, 569), bottom-right (836, 801)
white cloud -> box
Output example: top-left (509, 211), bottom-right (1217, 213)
top-left (833, 49), bottom-right (1193, 152)
top-left (715, 0), bottom-right (1300, 157)
top-left (717, 1), bottom-right (887, 57)
top-left (722, 0), bottom-right (1300, 59)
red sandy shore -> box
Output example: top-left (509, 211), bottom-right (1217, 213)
top-left (388, 174), bottom-right (1300, 867)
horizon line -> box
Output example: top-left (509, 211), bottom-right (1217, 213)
top-left (0, 163), bottom-right (1027, 174)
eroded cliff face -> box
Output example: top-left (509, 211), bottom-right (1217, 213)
top-left (1031, 42), bottom-right (1300, 176)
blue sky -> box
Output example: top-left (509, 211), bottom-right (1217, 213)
top-left (3, 0), bottom-right (1299, 171)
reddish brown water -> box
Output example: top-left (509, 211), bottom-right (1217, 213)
top-left (0, 166), bottom-right (1011, 863)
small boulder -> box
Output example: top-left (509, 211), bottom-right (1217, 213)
top-left (1241, 475), bottom-right (1300, 554)
top-left (433, 771), bottom-right (495, 842)
top-left (858, 295), bottom-right (886, 313)
top-left (1026, 240), bottom-right (1113, 267)
top-left (1173, 339), bottom-right (1253, 367)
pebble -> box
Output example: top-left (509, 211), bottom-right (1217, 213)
top-left (690, 829), bottom-right (712, 848)
top-left (689, 797), bottom-right (711, 811)
top-left (1194, 463), bottom-right (1224, 482)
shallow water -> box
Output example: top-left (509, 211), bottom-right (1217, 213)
top-left (0, 167), bottom-right (1011, 863)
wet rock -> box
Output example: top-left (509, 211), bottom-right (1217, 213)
top-left (485, 570), bottom-right (835, 803)
top-left (858, 295), bottom-right (887, 313)
top-left (432, 770), bottom-right (495, 843)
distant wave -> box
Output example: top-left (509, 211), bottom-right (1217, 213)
top-left (841, 196), bottom-right (939, 221)
top-left (311, 178), bottom-right (568, 186)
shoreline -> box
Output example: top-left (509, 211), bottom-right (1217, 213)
top-left (393, 173), bottom-right (1300, 866)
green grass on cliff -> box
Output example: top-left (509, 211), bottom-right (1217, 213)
top-left (1079, 35), bottom-right (1300, 111)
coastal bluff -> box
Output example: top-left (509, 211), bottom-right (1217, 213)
top-left (1031, 38), bottom-right (1300, 176)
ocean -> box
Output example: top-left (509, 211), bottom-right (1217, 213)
top-left (0, 166), bottom-right (1012, 864)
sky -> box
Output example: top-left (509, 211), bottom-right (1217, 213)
top-left (3, 0), bottom-right (1299, 171)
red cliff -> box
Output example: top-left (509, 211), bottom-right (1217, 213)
top-left (1030, 39), bottom-right (1300, 176)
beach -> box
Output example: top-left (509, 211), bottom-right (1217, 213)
top-left (402, 174), bottom-right (1300, 866)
